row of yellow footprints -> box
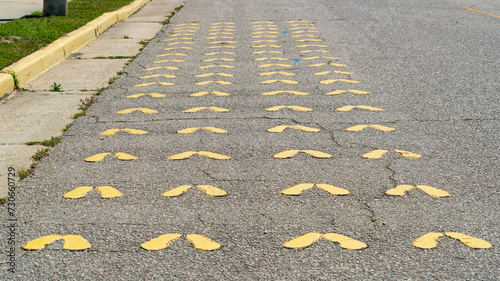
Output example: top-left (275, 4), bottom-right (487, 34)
top-left (22, 231), bottom-right (493, 251)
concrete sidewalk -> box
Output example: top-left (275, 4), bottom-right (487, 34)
top-left (0, 0), bottom-right (184, 198)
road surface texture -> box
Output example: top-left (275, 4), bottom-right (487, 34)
top-left (6, 0), bottom-right (500, 279)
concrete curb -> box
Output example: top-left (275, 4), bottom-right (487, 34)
top-left (0, 0), bottom-right (151, 98)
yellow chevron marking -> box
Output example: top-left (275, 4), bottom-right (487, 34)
top-left (252, 31), bottom-right (279, 34)
top-left (393, 150), bottom-right (421, 159)
top-left (325, 90), bottom-right (370, 95)
top-left (345, 124), bottom-right (395, 132)
top-left (143, 66), bottom-right (179, 71)
top-left (195, 73), bottom-right (234, 77)
top-left (190, 91), bottom-right (231, 97)
top-left (299, 50), bottom-right (331, 53)
top-left (320, 79), bottom-right (361, 84)
top-left (140, 74), bottom-right (176, 79)
top-left (253, 24), bottom-right (278, 27)
top-left (163, 38), bottom-right (193, 41)
top-left (273, 150), bottom-right (332, 159)
top-left (183, 106), bottom-right (230, 113)
top-left (155, 53), bottom-right (187, 57)
top-left (336, 105), bottom-right (383, 111)
top-left (296, 39), bottom-right (324, 42)
top-left (254, 57), bottom-right (288, 61)
top-left (284, 233), bottom-right (367, 250)
top-left (281, 183), bottom-right (349, 195)
top-left (84, 153), bottom-right (110, 162)
top-left (170, 33), bottom-right (195, 36)
top-left (95, 186), bottom-right (124, 198)
top-left (127, 93), bottom-right (166, 98)
top-left (198, 65), bottom-right (235, 69)
top-left (161, 185), bottom-right (227, 197)
top-left (115, 108), bottom-right (158, 114)
top-left (291, 34), bottom-right (319, 38)
top-left (165, 42), bottom-right (194, 45)
top-left (385, 185), bottom-right (451, 198)
top-left (177, 127), bottom-right (227, 134)
top-left (163, 47), bottom-right (193, 50)
top-left (204, 52), bottom-right (235, 55)
top-left (251, 40), bottom-right (280, 43)
top-left (292, 30), bottom-right (319, 34)
top-left (259, 71), bottom-right (295, 76)
top-left (153, 59), bottom-right (185, 63)
top-left (297, 44), bottom-right (327, 47)
top-left (134, 82), bottom-right (174, 87)
top-left (267, 125), bottom-right (320, 133)
top-left (141, 234), bottom-right (182, 250)
top-left (265, 105), bottom-right (312, 112)
top-left (251, 45), bottom-right (282, 48)
top-left (253, 21), bottom-right (275, 24)
top-left (167, 151), bottom-right (231, 160)
top-left (100, 128), bottom-right (148, 136)
top-left (259, 79), bottom-right (299, 85)
top-left (290, 27), bottom-right (318, 30)
top-left (176, 23), bottom-right (199, 26)
top-left (212, 22), bottom-right (235, 25)
top-left (208, 28), bottom-right (235, 32)
top-left (362, 149), bottom-right (389, 159)
top-left (208, 32), bottom-right (234, 35)
top-left (206, 36), bottom-right (234, 39)
top-left (209, 41), bottom-right (238, 44)
top-left (258, 64), bottom-right (293, 68)
top-left (413, 232), bottom-right (493, 249)
top-left (186, 234), bottom-right (222, 251)
top-left (63, 186), bottom-right (93, 199)
top-left (113, 152), bottom-right (138, 161)
top-left (194, 80), bottom-right (233, 85)
top-left (289, 23), bottom-right (315, 26)
top-left (314, 70), bottom-right (353, 75)
top-left (206, 45), bottom-right (237, 49)
top-left (23, 235), bottom-right (91, 251)
top-left (203, 58), bottom-right (235, 62)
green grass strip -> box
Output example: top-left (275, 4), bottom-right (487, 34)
top-left (0, 0), bottom-right (135, 69)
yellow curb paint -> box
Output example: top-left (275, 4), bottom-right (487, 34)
top-left (345, 125), bottom-right (395, 132)
top-left (198, 65), bottom-right (235, 69)
top-left (261, 90), bottom-right (307, 95)
top-left (141, 234), bottom-right (182, 250)
top-left (177, 127), bottom-right (227, 134)
top-left (190, 91), bottom-right (231, 97)
top-left (185, 234), bottom-right (222, 251)
top-left (195, 73), bottom-right (234, 77)
top-left (114, 152), bottom-right (138, 161)
top-left (273, 150), bottom-right (332, 159)
top-left (336, 105), bottom-right (383, 111)
top-left (23, 235), bottom-right (91, 251)
top-left (393, 150), bottom-right (421, 159)
top-left (251, 45), bottom-right (282, 48)
top-left (182, 106), bottom-right (230, 113)
top-left (259, 71), bottom-right (295, 76)
top-left (321, 233), bottom-right (367, 250)
top-left (196, 185), bottom-right (227, 197)
top-left (466, 7), bottom-right (500, 18)
top-left (254, 57), bottom-right (288, 61)
top-left (204, 52), bottom-right (235, 55)
top-left (203, 58), bottom-right (235, 62)
top-left (134, 82), bottom-right (174, 87)
top-left (385, 184), bottom-right (415, 196)
top-left (194, 80), bottom-right (233, 85)
top-left (415, 185), bottom-right (451, 198)
top-left (143, 66), bottom-right (179, 71)
top-left (265, 105), bottom-right (312, 112)
top-left (267, 125), bottom-right (320, 133)
top-left (320, 79), bottom-right (361, 84)
top-left (0, 73), bottom-right (15, 98)
top-left (444, 232), bottom-right (493, 249)
top-left (95, 186), bottom-right (123, 198)
top-left (362, 150), bottom-right (389, 159)
top-left (326, 90), bottom-right (370, 95)
top-left (85, 153), bottom-right (111, 162)
top-left (413, 233), bottom-right (446, 249)
top-left (258, 64), bottom-right (293, 68)
top-left (259, 79), bottom-right (299, 85)
top-left (126, 93), bottom-right (166, 98)
top-left (116, 108), bottom-right (158, 114)
top-left (168, 151), bottom-right (231, 160)
top-left (64, 186), bottom-right (93, 199)
top-left (162, 185), bottom-right (193, 197)
top-left (284, 233), bottom-right (323, 249)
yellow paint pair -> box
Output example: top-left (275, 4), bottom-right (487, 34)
top-left (162, 185), bottom-right (227, 197)
top-left (284, 233), bottom-right (367, 250)
top-left (363, 149), bottom-right (420, 159)
top-left (273, 150), bottom-right (332, 159)
top-left (141, 234), bottom-right (221, 251)
top-left (281, 183), bottom-right (350, 196)
top-left (85, 152), bottom-right (137, 162)
top-left (64, 186), bottom-right (123, 199)
top-left (414, 232), bottom-right (492, 249)
top-left (168, 151), bottom-right (230, 160)
top-left (345, 124), bottom-right (396, 132)
top-left (385, 185), bottom-right (450, 198)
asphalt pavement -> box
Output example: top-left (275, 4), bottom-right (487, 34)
top-left (4, 0), bottom-right (499, 279)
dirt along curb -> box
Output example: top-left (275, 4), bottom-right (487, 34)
top-left (0, 0), bottom-right (151, 98)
